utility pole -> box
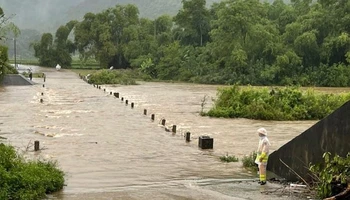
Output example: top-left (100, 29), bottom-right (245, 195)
top-left (14, 38), bottom-right (17, 69)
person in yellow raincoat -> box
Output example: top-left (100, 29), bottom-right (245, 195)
top-left (255, 128), bottom-right (271, 185)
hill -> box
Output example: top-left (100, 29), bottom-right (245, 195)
top-left (0, 0), bottom-right (222, 32)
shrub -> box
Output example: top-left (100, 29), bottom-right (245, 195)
top-left (206, 85), bottom-right (350, 120)
top-left (220, 155), bottom-right (239, 162)
top-left (88, 69), bottom-right (140, 85)
top-left (242, 151), bottom-right (258, 172)
top-left (0, 143), bottom-right (65, 200)
top-left (309, 152), bottom-right (350, 199)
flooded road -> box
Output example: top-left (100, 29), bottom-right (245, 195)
top-left (0, 65), bottom-right (327, 199)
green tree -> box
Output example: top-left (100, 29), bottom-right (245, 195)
top-left (74, 4), bottom-right (140, 68)
top-left (33, 21), bottom-right (77, 67)
top-left (0, 7), bottom-right (20, 79)
top-left (174, 0), bottom-right (211, 46)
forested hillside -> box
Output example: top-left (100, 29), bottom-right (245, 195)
top-left (0, 0), bottom-right (224, 32)
top-left (32, 0), bottom-right (350, 87)
top-left (1, 0), bottom-right (286, 59)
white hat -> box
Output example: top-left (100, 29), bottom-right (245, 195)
top-left (257, 128), bottom-right (267, 136)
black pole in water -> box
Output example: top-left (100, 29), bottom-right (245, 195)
top-left (104, 88), bottom-right (106, 92)
top-left (116, 93), bottom-right (119, 98)
top-left (34, 141), bottom-right (40, 151)
top-left (131, 102), bottom-right (134, 108)
top-left (41, 92), bottom-right (44, 96)
top-left (161, 119), bottom-right (166, 126)
top-left (125, 100), bottom-right (128, 105)
top-left (151, 114), bottom-right (155, 121)
top-left (121, 97), bottom-right (124, 101)
top-left (40, 99), bottom-right (43, 103)
top-left (186, 132), bottom-right (191, 142)
top-left (172, 125), bottom-right (177, 133)
top-left (43, 84), bottom-right (45, 88)
top-left (110, 92), bottom-right (112, 95)
top-left (144, 109), bottom-right (147, 115)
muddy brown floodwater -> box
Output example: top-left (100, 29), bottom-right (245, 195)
top-left (2, 65), bottom-right (347, 199)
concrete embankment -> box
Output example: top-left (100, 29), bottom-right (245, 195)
top-left (2, 74), bottom-right (35, 86)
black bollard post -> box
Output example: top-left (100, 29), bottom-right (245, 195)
top-left (110, 92), bottom-right (112, 95)
top-left (41, 92), bottom-right (44, 96)
top-left (125, 100), bottom-right (129, 105)
top-left (186, 132), bottom-right (191, 142)
top-left (121, 97), bottom-right (124, 101)
top-left (34, 141), bottom-right (40, 151)
top-left (104, 88), bottom-right (106, 92)
top-left (161, 119), bottom-right (166, 126)
top-left (151, 114), bottom-right (155, 121)
top-left (116, 93), bottom-right (119, 98)
top-left (144, 109), bottom-right (147, 115)
top-left (43, 84), bottom-right (45, 88)
top-left (99, 86), bottom-right (101, 89)
top-left (40, 99), bottom-right (43, 103)
top-left (172, 125), bottom-right (177, 133)
top-left (131, 102), bottom-right (134, 108)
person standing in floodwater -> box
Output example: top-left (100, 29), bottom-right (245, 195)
top-left (255, 128), bottom-right (271, 185)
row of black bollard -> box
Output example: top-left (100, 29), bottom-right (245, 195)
top-left (92, 87), bottom-right (209, 147)
top-left (37, 74), bottom-right (46, 151)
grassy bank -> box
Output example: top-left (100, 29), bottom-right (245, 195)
top-left (72, 68), bottom-right (152, 85)
top-left (9, 59), bottom-right (101, 69)
top-left (205, 85), bottom-right (350, 120)
top-left (9, 59), bottom-right (39, 65)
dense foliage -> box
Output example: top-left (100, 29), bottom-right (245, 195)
top-left (309, 152), bottom-right (350, 198)
top-left (0, 143), bottom-right (65, 200)
top-left (33, 0), bottom-right (350, 86)
top-left (205, 85), bottom-right (350, 120)
top-left (87, 69), bottom-right (140, 85)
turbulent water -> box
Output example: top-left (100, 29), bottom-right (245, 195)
top-left (1, 65), bottom-right (339, 199)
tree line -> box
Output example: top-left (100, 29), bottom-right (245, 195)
top-left (0, 7), bottom-right (20, 80)
top-left (33, 0), bottom-right (350, 86)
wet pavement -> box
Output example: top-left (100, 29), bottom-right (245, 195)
top-left (0, 65), bottom-right (322, 199)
